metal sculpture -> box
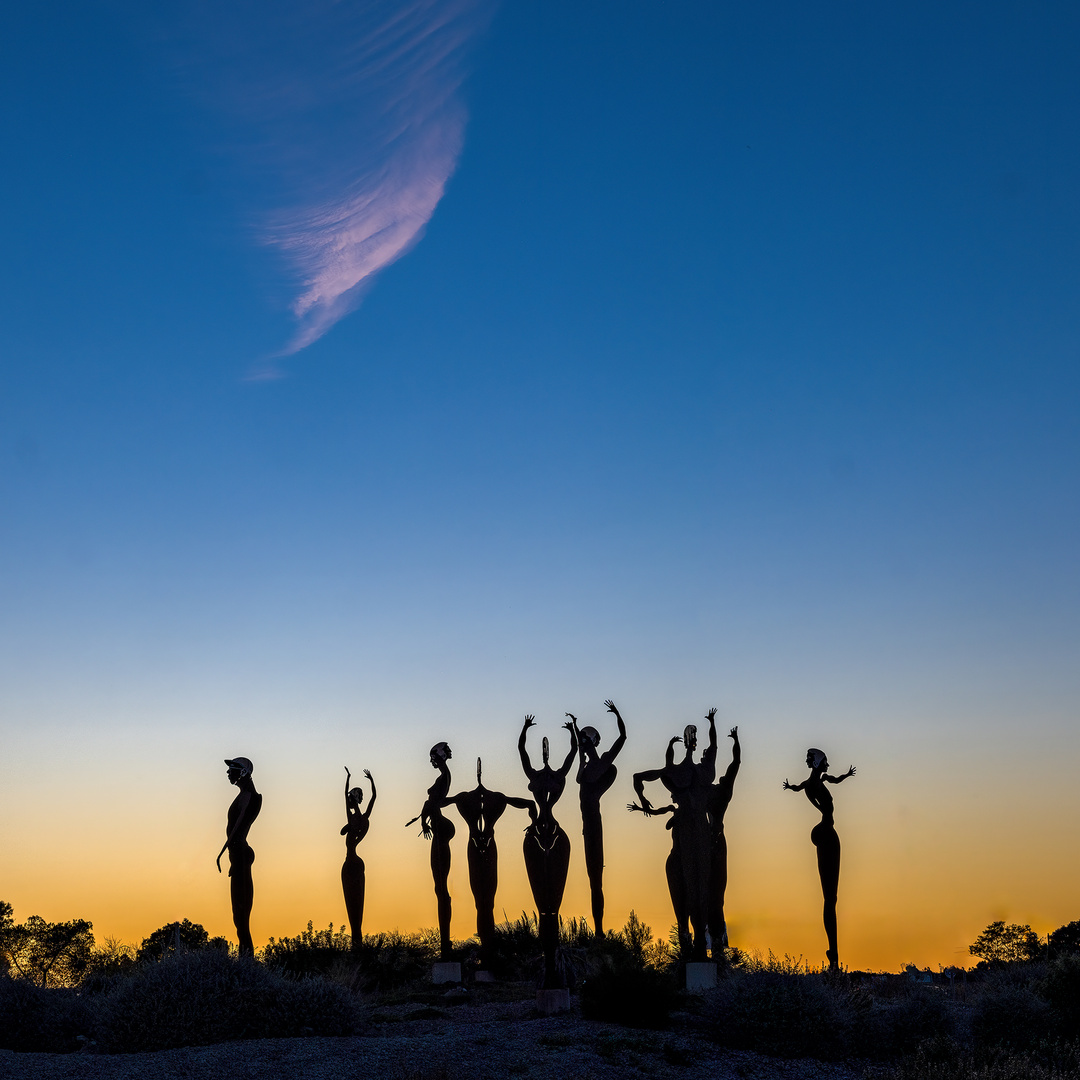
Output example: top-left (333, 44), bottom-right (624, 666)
top-left (565, 700), bottom-right (627, 938)
top-left (341, 766), bottom-right (376, 950)
top-left (216, 757), bottom-right (262, 957)
top-left (406, 742), bottom-right (455, 959)
top-left (784, 748), bottom-right (856, 971)
top-left (518, 715), bottom-right (576, 987)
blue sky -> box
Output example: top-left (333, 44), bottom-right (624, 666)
top-left (1, 0), bottom-right (1078, 966)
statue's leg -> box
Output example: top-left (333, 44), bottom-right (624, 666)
top-left (342, 854), bottom-right (366, 950)
top-left (431, 838), bottom-right (453, 958)
top-left (813, 825), bottom-right (841, 969)
top-left (709, 832), bottom-right (728, 960)
top-left (666, 844), bottom-right (689, 957)
top-left (470, 840), bottom-right (499, 966)
top-left (683, 823), bottom-right (711, 962)
top-left (230, 845), bottom-right (255, 957)
top-left (582, 813), bottom-right (605, 936)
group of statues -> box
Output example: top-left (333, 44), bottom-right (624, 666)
top-left (217, 703), bottom-right (857, 977)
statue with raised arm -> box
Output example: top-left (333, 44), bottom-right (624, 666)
top-left (444, 758), bottom-right (535, 969)
top-left (629, 708), bottom-right (718, 961)
top-left (406, 742), bottom-right (455, 959)
top-left (784, 748), bottom-right (856, 971)
top-left (341, 766), bottom-right (376, 950)
top-left (565, 699), bottom-right (627, 937)
top-left (707, 727), bottom-right (740, 958)
top-left (519, 715), bottom-right (576, 987)
top-left (216, 757), bottom-right (262, 957)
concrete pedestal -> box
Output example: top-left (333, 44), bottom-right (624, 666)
top-left (685, 962), bottom-right (717, 992)
top-left (474, 970), bottom-right (496, 983)
top-left (535, 988), bottom-right (571, 1015)
top-left (432, 962), bottom-right (461, 984)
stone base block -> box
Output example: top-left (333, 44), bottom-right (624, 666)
top-left (432, 962), bottom-right (462, 984)
top-left (685, 961), bottom-right (717, 992)
top-left (474, 970), bottom-right (496, 983)
top-left (535, 988), bottom-right (571, 1015)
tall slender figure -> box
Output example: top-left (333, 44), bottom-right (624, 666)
top-left (518, 715), bottom-right (576, 988)
top-left (444, 758), bottom-right (535, 969)
top-left (216, 757), bottom-right (262, 957)
top-left (629, 709), bottom-right (718, 961)
top-left (406, 742), bottom-right (455, 959)
top-left (566, 700), bottom-right (627, 937)
top-left (707, 727), bottom-right (740, 958)
top-left (783, 748), bottom-right (856, 971)
top-left (341, 766), bottom-right (376, 950)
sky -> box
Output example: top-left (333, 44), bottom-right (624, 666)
top-left (1, 0), bottom-right (1078, 973)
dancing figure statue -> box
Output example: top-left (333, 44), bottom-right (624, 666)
top-left (341, 766), bottom-right (376, 950)
top-left (444, 758), bottom-right (535, 968)
top-left (566, 700), bottom-right (627, 937)
top-left (629, 708), bottom-right (718, 960)
top-left (518, 715), bottom-right (576, 987)
top-left (406, 742), bottom-right (455, 959)
top-left (216, 757), bottom-right (262, 957)
top-left (707, 727), bottom-right (740, 956)
top-left (784, 748), bottom-right (856, 971)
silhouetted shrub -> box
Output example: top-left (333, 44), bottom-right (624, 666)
top-left (1043, 953), bottom-right (1080, 1038)
top-left (1048, 921), bottom-right (1080, 959)
top-left (855, 984), bottom-right (956, 1059)
top-left (579, 915), bottom-right (678, 1028)
top-left (353, 931), bottom-right (440, 990)
top-left (970, 982), bottom-right (1053, 1051)
top-left (708, 970), bottom-right (854, 1058)
top-left (94, 950), bottom-right (362, 1052)
top-left (0, 977), bottom-right (91, 1052)
top-left (261, 921), bottom-right (353, 978)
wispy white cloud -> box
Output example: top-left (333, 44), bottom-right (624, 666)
top-left (148, 0), bottom-right (494, 354)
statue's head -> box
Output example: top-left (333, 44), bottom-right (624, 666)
top-left (225, 757), bottom-right (253, 785)
top-left (476, 757), bottom-right (483, 784)
top-left (580, 726), bottom-right (601, 750)
top-left (807, 748), bottom-right (828, 771)
top-left (542, 736), bottom-right (550, 766)
top-left (348, 786), bottom-right (364, 808)
top-left (430, 742), bottom-right (452, 768)
top-left (683, 725), bottom-right (698, 752)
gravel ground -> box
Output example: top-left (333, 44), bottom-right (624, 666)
top-left (0, 995), bottom-right (862, 1080)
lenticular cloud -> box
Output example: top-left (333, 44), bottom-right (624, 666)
top-left (157, 0), bottom-right (494, 353)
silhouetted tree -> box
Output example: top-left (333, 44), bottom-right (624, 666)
top-left (1049, 920), bottom-right (1080, 957)
top-left (137, 919), bottom-right (219, 962)
top-left (2, 913), bottom-right (94, 986)
top-left (969, 921), bottom-right (1042, 965)
top-left (0, 900), bottom-right (13, 976)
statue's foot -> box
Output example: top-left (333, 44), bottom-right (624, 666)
top-left (826, 949), bottom-right (838, 970)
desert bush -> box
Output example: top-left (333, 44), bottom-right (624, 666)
top-left (353, 930), bottom-right (440, 990)
top-left (708, 970), bottom-right (855, 1058)
top-left (579, 914), bottom-right (678, 1028)
top-left (0, 977), bottom-right (92, 1052)
top-left (1043, 954), bottom-right (1080, 1038)
top-left (854, 983), bottom-right (956, 1059)
top-left (261, 920), bottom-right (353, 977)
top-left (94, 949), bottom-right (362, 1052)
top-left (969, 982), bottom-right (1053, 1051)
top-left (876, 1043), bottom-right (1080, 1080)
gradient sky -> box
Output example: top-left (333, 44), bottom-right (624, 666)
top-left (1, 0), bottom-right (1078, 972)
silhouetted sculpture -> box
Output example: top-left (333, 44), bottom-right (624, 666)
top-left (444, 758), bottom-right (535, 969)
top-left (406, 742), bottom-right (455, 959)
top-left (341, 766), bottom-right (376, 950)
top-left (566, 699), bottom-right (627, 937)
top-left (519, 715), bottom-right (576, 988)
top-left (216, 757), bottom-right (262, 957)
top-left (784, 748), bottom-right (856, 971)
top-left (629, 709), bottom-right (718, 961)
top-left (707, 726), bottom-right (740, 956)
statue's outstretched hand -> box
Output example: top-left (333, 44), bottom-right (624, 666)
top-left (363, 769), bottom-right (372, 780)
top-left (706, 707), bottom-right (717, 722)
top-left (782, 779), bottom-right (792, 790)
top-left (728, 726), bottom-right (738, 740)
top-left (604, 699), bottom-right (617, 713)
top-left (563, 720), bottom-right (575, 732)
top-left (523, 714), bottom-right (536, 728)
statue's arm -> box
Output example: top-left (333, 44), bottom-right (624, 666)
top-left (782, 777), bottom-right (806, 792)
top-left (825, 766), bottom-right (856, 784)
top-left (725, 727), bottom-right (741, 782)
top-left (632, 768), bottom-right (663, 810)
top-left (364, 770), bottom-right (377, 818)
top-left (518, 715), bottom-right (535, 775)
top-left (664, 736), bottom-right (681, 767)
top-left (706, 707), bottom-right (718, 756)
top-left (506, 795), bottom-right (538, 821)
top-left (216, 791), bottom-right (252, 872)
top-left (604, 700), bottom-right (627, 762)
top-left (558, 723), bottom-right (578, 776)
